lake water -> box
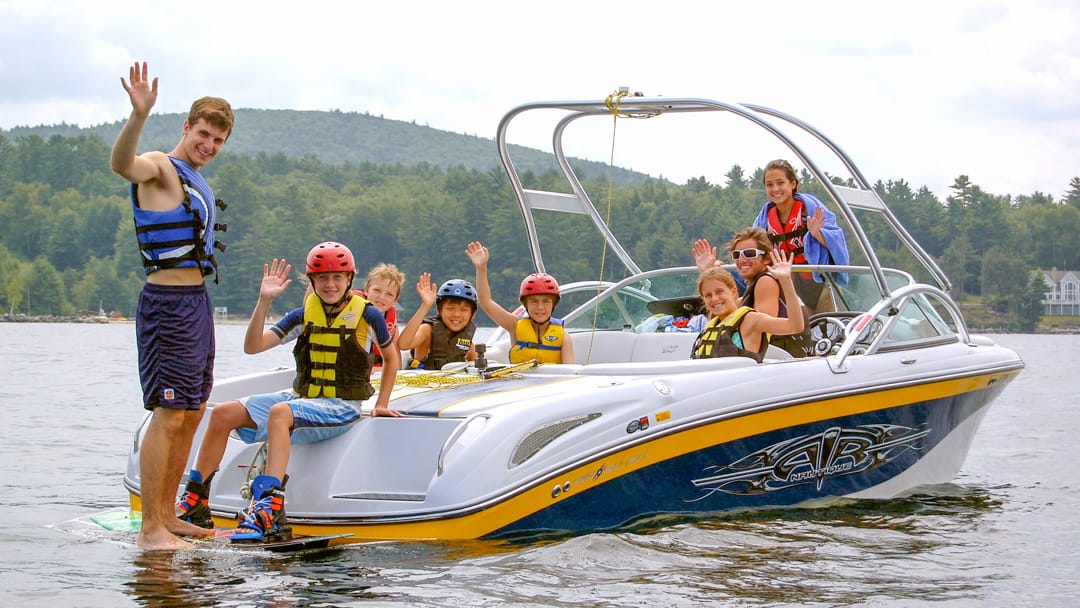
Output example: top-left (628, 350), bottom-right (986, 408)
top-left (0, 324), bottom-right (1077, 607)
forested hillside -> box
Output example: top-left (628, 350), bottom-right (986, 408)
top-left (1, 112), bottom-right (1078, 331)
top-left (2, 109), bottom-right (645, 185)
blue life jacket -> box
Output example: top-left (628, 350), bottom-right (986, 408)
top-left (131, 157), bottom-right (226, 281)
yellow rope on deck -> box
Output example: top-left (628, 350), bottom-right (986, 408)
top-left (395, 372), bottom-right (480, 388)
top-left (393, 359), bottom-right (540, 388)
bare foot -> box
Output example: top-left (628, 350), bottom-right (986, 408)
top-left (137, 530), bottom-right (195, 551)
top-left (168, 518), bottom-right (216, 538)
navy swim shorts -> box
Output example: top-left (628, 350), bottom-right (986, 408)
top-left (136, 283), bottom-right (215, 411)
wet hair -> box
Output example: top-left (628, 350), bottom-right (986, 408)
top-left (187, 96), bottom-right (235, 139)
top-left (726, 226), bottom-right (773, 255)
top-left (364, 263), bottom-right (405, 299)
top-left (697, 266), bottom-right (738, 297)
top-left (763, 159), bottom-right (799, 193)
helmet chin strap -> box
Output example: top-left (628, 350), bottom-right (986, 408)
top-left (311, 274), bottom-right (354, 310)
top-left (319, 295), bottom-right (346, 311)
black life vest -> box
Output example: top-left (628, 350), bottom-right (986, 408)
top-left (743, 271), bottom-right (812, 358)
top-left (691, 306), bottom-right (768, 363)
top-left (413, 315), bottom-right (476, 370)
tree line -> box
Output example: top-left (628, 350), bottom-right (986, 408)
top-left (1, 129), bottom-right (1078, 331)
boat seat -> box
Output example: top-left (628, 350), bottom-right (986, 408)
top-left (633, 334), bottom-right (792, 362)
top-left (628, 332), bottom-right (698, 362)
top-left (570, 330), bottom-right (796, 365)
top-left (764, 344), bottom-right (794, 361)
top-left (572, 331), bottom-right (638, 364)
top-left (571, 331), bottom-right (699, 364)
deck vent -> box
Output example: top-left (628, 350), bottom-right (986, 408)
top-left (509, 413), bottom-right (602, 469)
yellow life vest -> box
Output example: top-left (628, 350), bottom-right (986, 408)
top-left (292, 292), bottom-right (375, 400)
top-left (510, 317), bottom-right (565, 364)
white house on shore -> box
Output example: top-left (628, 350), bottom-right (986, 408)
top-left (1042, 268), bottom-right (1080, 316)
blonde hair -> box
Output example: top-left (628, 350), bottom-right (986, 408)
top-left (365, 263), bottom-right (405, 296)
top-left (697, 266), bottom-right (738, 297)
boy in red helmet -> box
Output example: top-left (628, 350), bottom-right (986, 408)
top-left (465, 241), bottom-right (575, 364)
top-left (175, 242), bottom-right (402, 543)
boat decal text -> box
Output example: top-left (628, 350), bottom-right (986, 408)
top-left (553, 452), bottom-right (649, 499)
top-left (687, 423), bottom-right (930, 499)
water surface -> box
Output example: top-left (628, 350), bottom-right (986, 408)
top-left (0, 325), bottom-right (1076, 607)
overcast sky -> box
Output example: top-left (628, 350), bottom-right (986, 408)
top-left (1, 0), bottom-right (1077, 201)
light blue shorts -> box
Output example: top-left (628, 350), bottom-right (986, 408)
top-left (235, 390), bottom-right (362, 445)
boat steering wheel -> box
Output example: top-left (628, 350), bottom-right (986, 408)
top-left (807, 311), bottom-right (862, 356)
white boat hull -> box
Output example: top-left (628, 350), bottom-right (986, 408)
top-left (125, 334), bottom-right (1020, 540)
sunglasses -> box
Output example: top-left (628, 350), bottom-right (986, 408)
top-left (730, 248), bottom-right (766, 260)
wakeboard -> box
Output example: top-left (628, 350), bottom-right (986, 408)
top-left (646, 296), bottom-right (705, 317)
top-left (223, 531), bottom-right (352, 552)
top-left (74, 508), bottom-right (352, 553)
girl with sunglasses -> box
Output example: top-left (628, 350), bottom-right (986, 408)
top-left (693, 227), bottom-right (813, 357)
top-left (691, 249), bottom-right (805, 362)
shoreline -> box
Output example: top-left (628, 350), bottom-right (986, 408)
top-left (0, 314), bottom-right (250, 325)
top-left (1, 314), bottom-right (111, 324)
top-left (3, 314), bottom-right (1078, 334)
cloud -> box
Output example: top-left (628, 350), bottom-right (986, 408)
top-left (1, 0), bottom-right (1079, 200)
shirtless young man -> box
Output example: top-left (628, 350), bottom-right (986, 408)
top-left (110, 61), bottom-right (234, 550)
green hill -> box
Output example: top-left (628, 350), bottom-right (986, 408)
top-left (1, 109), bottom-right (650, 185)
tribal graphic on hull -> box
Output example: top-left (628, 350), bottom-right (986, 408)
top-left (688, 423), bottom-right (930, 500)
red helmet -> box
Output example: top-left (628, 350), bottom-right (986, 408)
top-left (306, 241), bottom-right (355, 274)
top-left (519, 272), bottom-right (560, 305)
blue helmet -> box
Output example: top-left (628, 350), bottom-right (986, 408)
top-left (437, 279), bottom-right (477, 308)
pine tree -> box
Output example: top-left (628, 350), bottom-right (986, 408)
top-left (1015, 271), bottom-right (1047, 332)
top-left (1063, 177), bottom-right (1080, 210)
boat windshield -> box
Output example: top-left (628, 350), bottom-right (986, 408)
top-left (561, 266), bottom-right (949, 333)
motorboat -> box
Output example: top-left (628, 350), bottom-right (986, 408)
top-left (123, 93), bottom-right (1025, 542)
